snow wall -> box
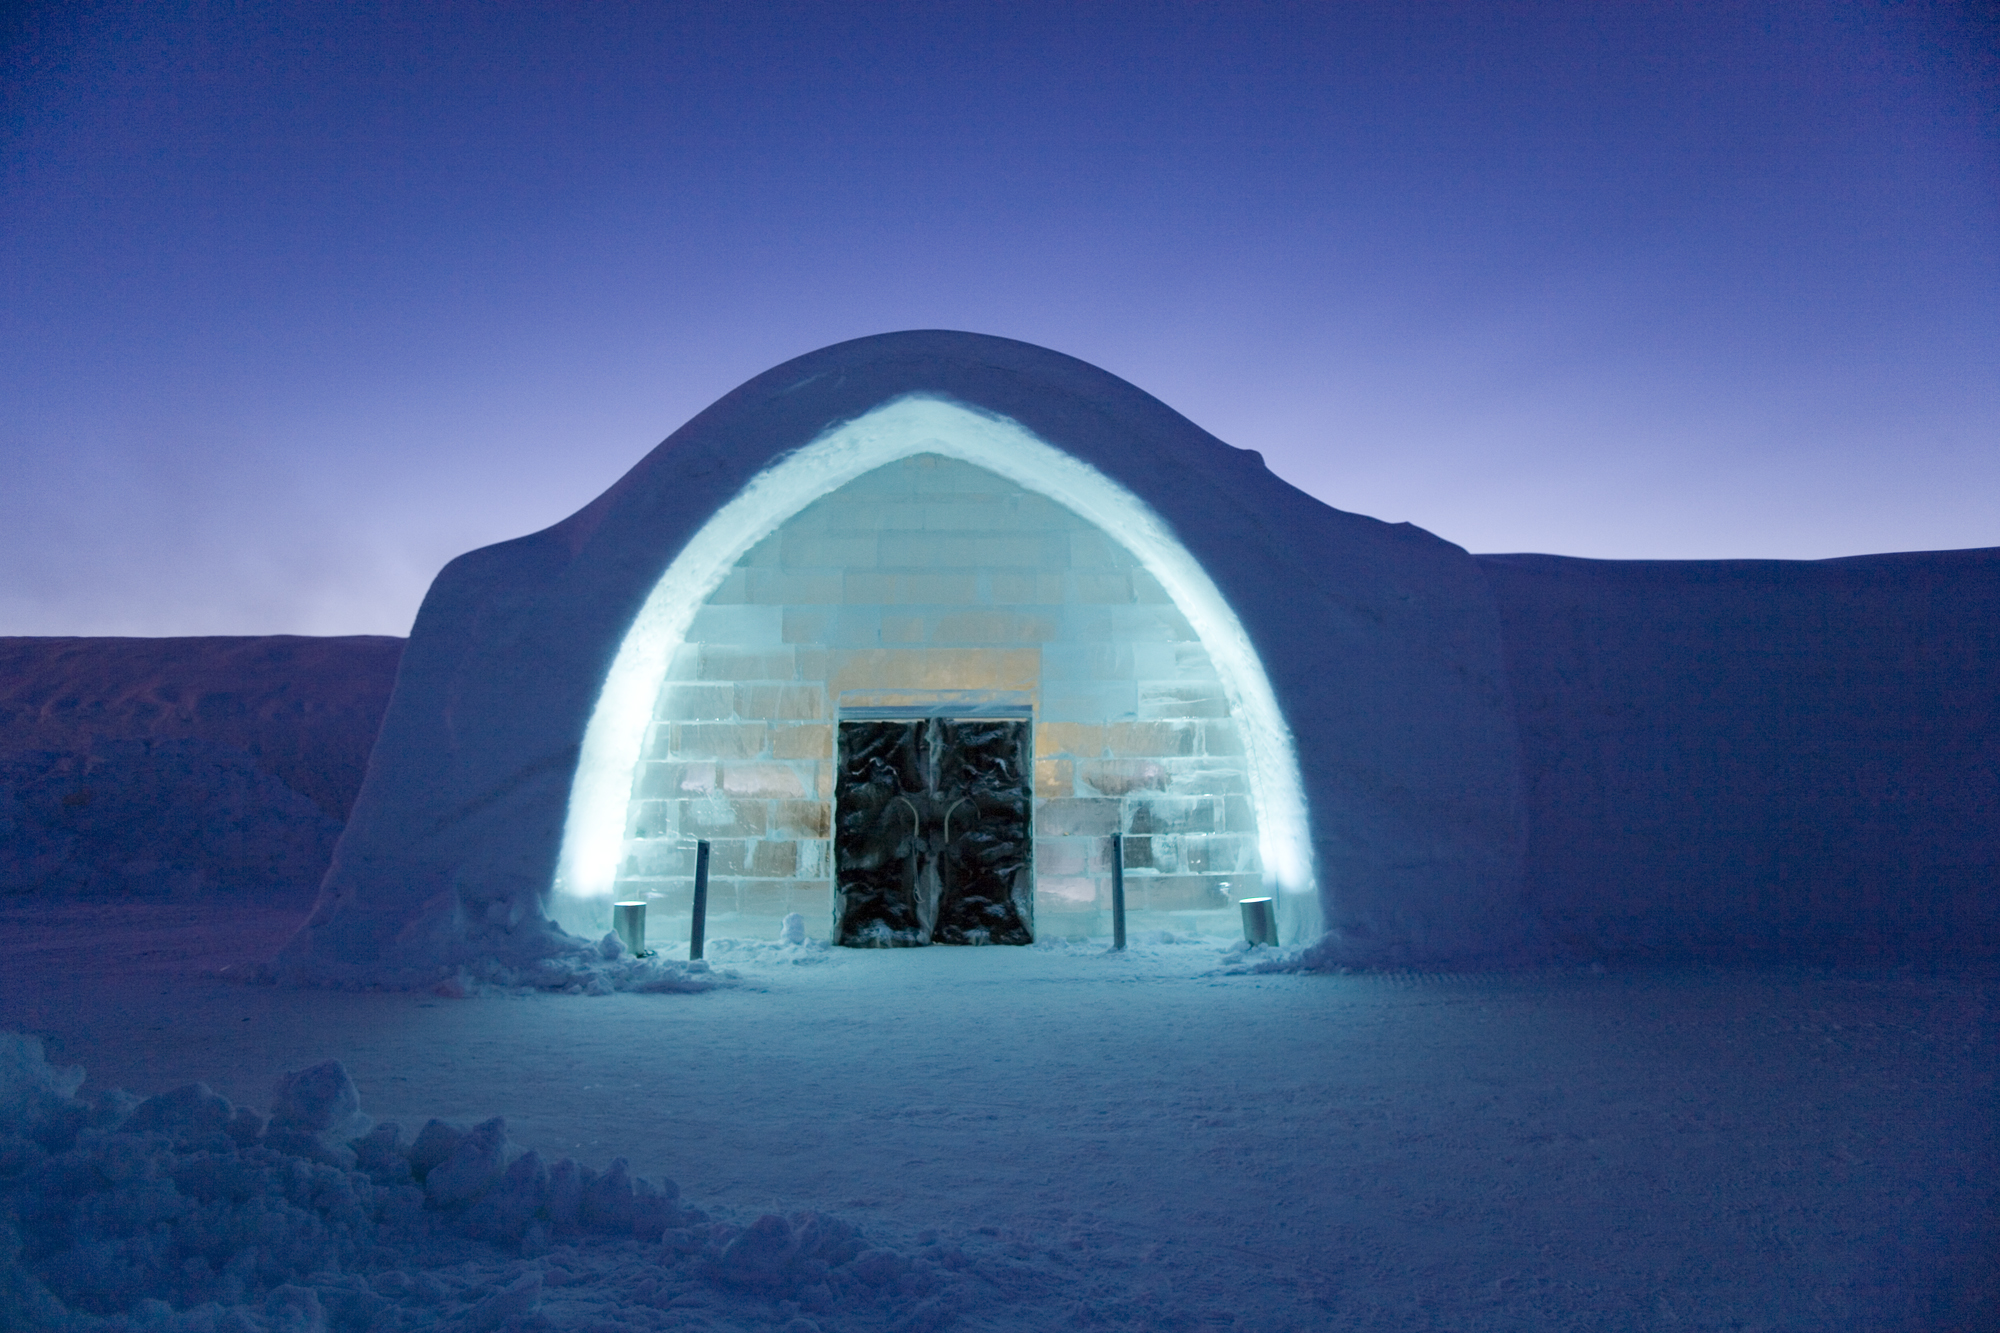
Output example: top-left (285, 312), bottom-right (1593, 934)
top-left (1481, 549), bottom-right (2000, 961)
top-left (0, 635), bottom-right (402, 899)
top-left (0, 635), bottom-right (402, 821)
top-left (277, 331), bottom-right (1530, 983)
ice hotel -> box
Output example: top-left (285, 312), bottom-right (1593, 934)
top-left (280, 331), bottom-right (1528, 983)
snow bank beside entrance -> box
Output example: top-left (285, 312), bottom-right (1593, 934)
top-left (244, 930), bottom-right (736, 996)
top-left (421, 932), bottom-right (738, 997)
top-left (0, 1033), bottom-right (1054, 1332)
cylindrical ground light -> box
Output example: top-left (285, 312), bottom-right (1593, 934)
top-left (613, 901), bottom-right (651, 957)
top-left (1240, 896), bottom-right (1279, 947)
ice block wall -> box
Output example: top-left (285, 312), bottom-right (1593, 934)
top-left (611, 453), bottom-right (1261, 942)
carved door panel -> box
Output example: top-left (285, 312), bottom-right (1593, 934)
top-left (929, 719), bottom-right (1033, 945)
top-left (833, 717), bottom-right (1032, 946)
top-left (831, 719), bottom-right (930, 947)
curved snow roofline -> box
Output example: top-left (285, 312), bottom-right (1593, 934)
top-left (555, 394), bottom-right (1317, 926)
top-left (282, 329), bottom-right (1533, 982)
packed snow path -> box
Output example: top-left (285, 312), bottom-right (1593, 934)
top-left (2, 902), bottom-right (1993, 1330)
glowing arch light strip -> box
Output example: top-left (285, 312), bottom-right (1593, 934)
top-left (554, 396), bottom-right (1319, 937)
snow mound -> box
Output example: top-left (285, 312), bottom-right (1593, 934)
top-left (699, 935), bottom-right (837, 967)
top-left (0, 1032), bottom-right (1059, 1331)
top-left (1028, 932), bottom-right (1257, 962)
top-left (257, 930), bottom-right (743, 996)
top-left (1212, 939), bottom-right (1304, 973)
top-left (455, 931), bottom-right (748, 996)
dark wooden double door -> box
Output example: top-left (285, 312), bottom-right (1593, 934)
top-left (832, 716), bottom-right (1033, 946)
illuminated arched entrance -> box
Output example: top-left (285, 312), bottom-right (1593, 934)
top-left (553, 396), bottom-right (1314, 944)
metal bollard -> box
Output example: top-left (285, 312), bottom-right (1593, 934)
top-left (613, 901), bottom-right (651, 957)
top-left (1240, 896), bottom-right (1279, 948)
top-left (1110, 832), bottom-right (1127, 951)
top-left (689, 839), bottom-right (711, 961)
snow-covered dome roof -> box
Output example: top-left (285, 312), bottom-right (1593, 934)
top-left (278, 331), bottom-right (1527, 984)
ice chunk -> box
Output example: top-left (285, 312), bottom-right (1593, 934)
top-left (123, 1082), bottom-right (235, 1141)
top-left (581, 1155), bottom-right (638, 1232)
top-left (461, 1271), bottom-right (542, 1331)
top-left (714, 1213), bottom-right (801, 1289)
top-left (269, 1059), bottom-right (369, 1140)
top-left (225, 1105), bottom-right (267, 1146)
top-left (545, 1157), bottom-right (586, 1233)
top-left (425, 1117), bottom-right (510, 1208)
top-left (406, 1117), bottom-right (467, 1182)
top-left (0, 1033), bottom-right (84, 1132)
top-left (463, 1148), bottom-right (547, 1241)
top-left (351, 1122), bottom-right (409, 1182)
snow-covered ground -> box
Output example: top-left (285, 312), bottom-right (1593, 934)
top-left (2, 900), bottom-right (1994, 1331)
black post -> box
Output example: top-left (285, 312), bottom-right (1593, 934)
top-left (1110, 832), bottom-right (1127, 951)
top-left (690, 839), bottom-right (711, 961)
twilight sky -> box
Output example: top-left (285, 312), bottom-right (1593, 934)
top-left (5, 2), bottom-right (1995, 637)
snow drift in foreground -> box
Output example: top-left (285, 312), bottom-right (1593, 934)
top-left (0, 1032), bottom-right (1057, 1333)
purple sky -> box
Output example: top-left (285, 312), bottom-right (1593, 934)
top-left (5, 2), bottom-right (1995, 636)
